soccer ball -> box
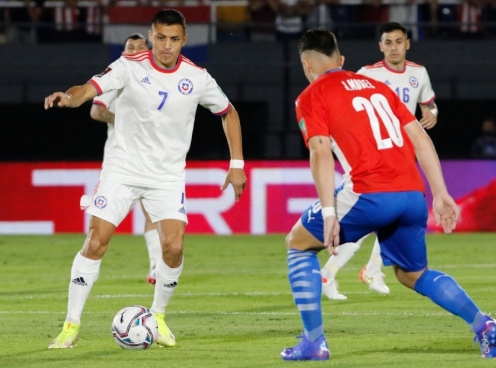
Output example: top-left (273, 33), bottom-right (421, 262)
top-left (111, 305), bottom-right (158, 349)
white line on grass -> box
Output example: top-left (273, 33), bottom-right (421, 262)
top-left (0, 310), bottom-right (469, 317)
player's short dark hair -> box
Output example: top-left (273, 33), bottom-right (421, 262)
top-left (152, 9), bottom-right (186, 31)
top-left (298, 28), bottom-right (340, 57)
top-left (123, 33), bottom-right (148, 48)
top-left (380, 22), bottom-right (408, 38)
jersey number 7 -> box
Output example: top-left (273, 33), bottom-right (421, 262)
top-left (157, 91), bottom-right (169, 110)
top-left (352, 93), bottom-right (404, 150)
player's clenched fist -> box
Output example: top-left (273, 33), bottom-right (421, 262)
top-left (44, 92), bottom-right (71, 109)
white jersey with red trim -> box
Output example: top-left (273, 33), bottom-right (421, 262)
top-left (357, 60), bottom-right (435, 115)
top-left (89, 50), bottom-right (230, 189)
top-left (92, 90), bottom-right (117, 161)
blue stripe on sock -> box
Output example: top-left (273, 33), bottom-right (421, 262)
top-left (287, 249), bottom-right (323, 342)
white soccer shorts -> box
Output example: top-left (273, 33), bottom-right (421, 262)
top-left (81, 180), bottom-right (188, 226)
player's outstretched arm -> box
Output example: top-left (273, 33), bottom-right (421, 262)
top-left (220, 104), bottom-right (247, 202)
top-left (404, 120), bottom-right (459, 233)
top-left (418, 102), bottom-right (438, 130)
top-left (90, 104), bottom-right (115, 124)
top-left (44, 83), bottom-right (98, 110)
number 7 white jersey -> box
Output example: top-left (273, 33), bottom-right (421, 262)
top-left (89, 50), bottom-right (230, 189)
top-left (357, 60), bottom-right (435, 115)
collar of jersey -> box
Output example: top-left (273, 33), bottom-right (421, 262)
top-left (322, 68), bottom-right (343, 75)
top-left (382, 59), bottom-right (406, 74)
top-left (149, 51), bottom-right (182, 73)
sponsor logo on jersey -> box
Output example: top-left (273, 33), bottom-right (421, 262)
top-left (94, 195), bottom-right (108, 209)
top-left (95, 67), bottom-right (112, 78)
top-left (178, 78), bottom-right (193, 95)
top-left (178, 207), bottom-right (186, 214)
top-left (409, 76), bottom-right (419, 88)
top-left (384, 80), bottom-right (391, 85)
top-left (141, 76), bottom-right (151, 84)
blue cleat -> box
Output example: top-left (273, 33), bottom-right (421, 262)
top-left (281, 335), bottom-right (330, 361)
top-left (475, 315), bottom-right (496, 358)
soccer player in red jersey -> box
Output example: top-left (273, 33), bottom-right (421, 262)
top-left (280, 28), bottom-right (496, 361)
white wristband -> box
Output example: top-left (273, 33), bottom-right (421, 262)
top-left (321, 206), bottom-right (336, 219)
top-left (230, 159), bottom-right (244, 169)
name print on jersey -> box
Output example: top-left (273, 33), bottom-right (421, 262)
top-left (341, 79), bottom-right (376, 91)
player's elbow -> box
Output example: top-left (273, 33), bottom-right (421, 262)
top-left (90, 105), bottom-right (104, 122)
top-left (90, 109), bottom-right (100, 121)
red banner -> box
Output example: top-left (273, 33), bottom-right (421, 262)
top-left (0, 161), bottom-right (327, 235)
top-left (2, 161), bottom-right (495, 235)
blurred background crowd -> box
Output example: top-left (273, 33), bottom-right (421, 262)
top-left (1, 0), bottom-right (496, 44)
top-left (0, 0), bottom-right (495, 161)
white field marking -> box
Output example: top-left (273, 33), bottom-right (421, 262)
top-left (0, 291), bottom-right (374, 300)
top-left (0, 310), bottom-right (480, 317)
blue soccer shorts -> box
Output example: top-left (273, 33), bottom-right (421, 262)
top-left (300, 190), bottom-right (428, 272)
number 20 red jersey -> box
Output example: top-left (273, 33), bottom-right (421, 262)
top-left (296, 68), bottom-right (425, 194)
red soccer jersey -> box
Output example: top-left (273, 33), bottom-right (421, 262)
top-left (296, 68), bottom-right (425, 194)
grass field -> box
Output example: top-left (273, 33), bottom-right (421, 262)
top-left (1, 233), bottom-right (496, 367)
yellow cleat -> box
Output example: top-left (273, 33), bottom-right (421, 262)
top-left (48, 322), bottom-right (80, 349)
top-left (153, 313), bottom-right (176, 347)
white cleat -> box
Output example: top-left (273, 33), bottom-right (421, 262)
top-left (359, 267), bottom-right (390, 295)
top-left (322, 278), bottom-right (347, 300)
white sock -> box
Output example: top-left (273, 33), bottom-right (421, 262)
top-left (365, 238), bottom-right (383, 274)
top-left (66, 252), bottom-right (101, 324)
top-left (151, 257), bottom-right (183, 314)
top-left (144, 230), bottom-right (161, 272)
top-left (322, 235), bottom-right (367, 280)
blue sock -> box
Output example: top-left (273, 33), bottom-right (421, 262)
top-left (414, 269), bottom-right (481, 327)
top-left (287, 249), bottom-right (323, 342)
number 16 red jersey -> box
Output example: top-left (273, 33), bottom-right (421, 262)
top-left (296, 68), bottom-right (425, 194)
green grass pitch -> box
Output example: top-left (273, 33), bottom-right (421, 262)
top-left (1, 233), bottom-right (496, 367)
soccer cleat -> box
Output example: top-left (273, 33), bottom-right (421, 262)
top-left (359, 266), bottom-right (390, 295)
top-left (147, 266), bottom-right (156, 285)
top-left (322, 278), bottom-right (347, 300)
top-left (281, 335), bottom-right (330, 361)
top-left (475, 315), bottom-right (496, 358)
top-left (153, 312), bottom-right (176, 347)
top-left (48, 322), bottom-right (80, 349)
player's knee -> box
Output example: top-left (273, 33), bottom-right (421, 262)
top-left (83, 235), bottom-right (109, 259)
top-left (160, 234), bottom-right (184, 255)
top-left (285, 232), bottom-right (295, 250)
top-left (394, 266), bottom-right (424, 289)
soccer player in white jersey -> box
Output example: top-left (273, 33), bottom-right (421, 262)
top-left (89, 33), bottom-right (162, 285)
top-left (44, 9), bottom-right (247, 349)
top-left (321, 22), bottom-right (439, 300)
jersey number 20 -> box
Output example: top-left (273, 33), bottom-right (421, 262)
top-left (352, 93), bottom-right (404, 150)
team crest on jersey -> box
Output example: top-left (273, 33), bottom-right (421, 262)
top-left (95, 67), bottom-right (112, 78)
top-left (178, 78), bottom-right (193, 95)
top-left (409, 76), bottom-right (419, 88)
top-left (94, 196), bottom-right (108, 209)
